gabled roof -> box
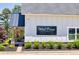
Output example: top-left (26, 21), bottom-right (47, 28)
top-left (21, 3), bottom-right (79, 15)
top-left (9, 13), bottom-right (25, 27)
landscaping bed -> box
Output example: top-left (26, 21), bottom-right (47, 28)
top-left (0, 44), bottom-right (17, 51)
top-left (23, 40), bottom-right (79, 51)
top-left (2, 47), bottom-right (17, 51)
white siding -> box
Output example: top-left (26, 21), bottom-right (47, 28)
top-left (25, 14), bottom-right (79, 42)
top-left (25, 36), bottom-right (67, 42)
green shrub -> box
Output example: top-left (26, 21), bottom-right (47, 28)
top-left (15, 37), bottom-right (22, 42)
top-left (47, 41), bottom-right (54, 49)
top-left (3, 39), bottom-right (10, 46)
top-left (9, 45), bottom-right (15, 49)
top-left (24, 41), bottom-right (32, 49)
top-left (56, 42), bottom-right (63, 49)
top-left (66, 42), bottom-right (73, 49)
top-left (0, 44), bottom-right (5, 51)
top-left (34, 41), bottom-right (39, 49)
top-left (42, 41), bottom-right (47, 48)
top-left (74, 40), bottom-right (79, 49)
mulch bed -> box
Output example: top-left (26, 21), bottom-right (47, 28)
top-left (0, 46), bottom-right (17, 51)
top-left (22, 47), bottom-right (79, 51)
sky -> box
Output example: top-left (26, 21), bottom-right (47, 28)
top-left (0, 3), bottom-right (21, 13)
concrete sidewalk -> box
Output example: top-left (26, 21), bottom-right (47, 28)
top-left (22, 50), bottom-right (79, 55)
top-left (0, 46), bottom-right (79, 55)
top-left (0, 50), bottom-right (79, 55)
top-left (16, 46), bottom-right (22, 52)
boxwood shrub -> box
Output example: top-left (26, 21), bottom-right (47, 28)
top-left (3, 39), bottom-right (10, 46)
top-left (47, 41), bottom-right (54, 49)
top-left (9, 45), bottom-right (15, 49)
top-left (24, 41), bottom-right (32, 49)
top-left (34, 41), bottom-right (39, 49)
top-left (42, 41), bottom-right (47, 48)
top-left (0, 44), bottom-right (5, 51)
top-left (73, 40), bottom-right (79, 49)
top-left (66, 42), bottom-right (73, 49)
top-left (56, 42), bottom-right (63, 49)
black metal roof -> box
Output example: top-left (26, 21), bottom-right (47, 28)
top-left (9, 13), bottom-right (25, 27)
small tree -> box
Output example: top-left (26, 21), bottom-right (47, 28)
top-left (2, 8), bottom-right (11, 20)
top-left (12, 5), bottom-right (21, 13)
top-left (2, 8), bottom-right (11, 33)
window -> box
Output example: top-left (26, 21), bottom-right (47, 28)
top-left (68, 28), bottom-right (79, 40)
top-left (77, 28), bottom-right (79, 39)
top-left (68, 28), bottom-right (75, 40)
top-left (69, 28), bottom-right (75, 34)
top-left (37, 26), bottom-right (57, 35)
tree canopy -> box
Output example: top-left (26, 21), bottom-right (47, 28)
top-left (12, 5), bottom-right (21, 13)
top-left (2, 8), bottom-right (11, 20)
top-left (2, 8), bottom-right (11, 14)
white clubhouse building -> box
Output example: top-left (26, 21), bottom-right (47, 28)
top-left (21, 3), bottom-right (79, 42)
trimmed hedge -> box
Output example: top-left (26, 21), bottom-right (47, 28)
top-left (24, 40), bottom-right (79, 49)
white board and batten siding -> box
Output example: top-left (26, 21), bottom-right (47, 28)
top-left (25, 14), bottom-right (79, 42)
top-left (25, 36), bottom-right (67, 42)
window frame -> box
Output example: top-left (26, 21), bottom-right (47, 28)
top-left (67, 27), bottom-right (79, 40)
